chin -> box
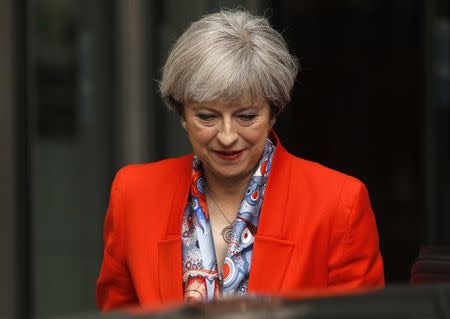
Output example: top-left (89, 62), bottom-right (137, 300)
top-left (202, 155), bottom-right (257, 182)
top-left (212, 166), bottom-right (253, 182)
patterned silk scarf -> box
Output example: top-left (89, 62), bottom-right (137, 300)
top-left (181, 139), bottom-right (276, 303)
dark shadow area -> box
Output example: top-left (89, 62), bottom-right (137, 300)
top-left (270, 0), bottom-right (440, 283)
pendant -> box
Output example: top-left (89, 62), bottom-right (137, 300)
top-left (222, 225), bottom-right (233, 244)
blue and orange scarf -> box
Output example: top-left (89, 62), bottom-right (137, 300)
top-left (181, 139), bottom-right (276, 303)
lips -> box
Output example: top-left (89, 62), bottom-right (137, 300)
top-left (214, 150), bottom-right (244, 161)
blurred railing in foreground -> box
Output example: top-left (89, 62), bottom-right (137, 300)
top-left (57, 284), bottom-right (450, 319)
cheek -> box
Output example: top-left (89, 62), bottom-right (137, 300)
top-left (187, 125), bottom-right (216, 148)
top-left (242, 123), bottom-right (271, 145)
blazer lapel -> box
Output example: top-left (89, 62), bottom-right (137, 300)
top-left (248, 138), bottom-right (295, 293)
top-left (158, 237), bottom-right (183, 304)
top-left (249, 235), bottom-right (295, 293)
top-left (158, 155), bottom-right (192, 304)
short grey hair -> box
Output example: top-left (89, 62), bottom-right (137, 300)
top-left (159, 9), bottom-right (299, 116)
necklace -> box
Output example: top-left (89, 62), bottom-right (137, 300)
top-left (207, 192), bottom-right (234, 244)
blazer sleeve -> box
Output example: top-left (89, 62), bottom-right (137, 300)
top-left (96, 168), bottom-right (138, 311)
top-left (327, 180), bottom-right (385, 289)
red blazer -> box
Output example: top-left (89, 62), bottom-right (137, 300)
top-left (96, 139), bottom-right (384, 311)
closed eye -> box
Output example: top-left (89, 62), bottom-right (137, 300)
top-left (238, 114), bottom-right (257, 121)
top-left (197, 113), bottom-right (217, 121)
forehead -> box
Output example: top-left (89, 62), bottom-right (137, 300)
top-left (186, 97), bottom-right (268, 111)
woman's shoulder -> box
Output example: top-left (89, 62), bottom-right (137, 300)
top-left (293, 155), bottom-right (361, 184)
top-left (281, 149), bottom-right (365, 198)
top-left (112, 154), bottom-right (193, 188)
top-left (278, 150), bottom-right (374, 237)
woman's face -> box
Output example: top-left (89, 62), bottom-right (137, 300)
top-left (182, 97), bottom-right (275, 183)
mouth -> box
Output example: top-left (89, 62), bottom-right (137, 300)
top-left (213, 150), bottom-right (244, 161)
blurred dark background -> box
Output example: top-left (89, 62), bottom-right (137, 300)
top-left (0, 0), bottom-right (448, 318)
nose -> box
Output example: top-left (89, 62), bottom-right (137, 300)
top-left (216, 117), bottom-right (238, 146)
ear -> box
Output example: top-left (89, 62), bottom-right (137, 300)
top-left (270, 116), bottom-right (276, 128)
top-left (181, 118), bottom-right (187, 130)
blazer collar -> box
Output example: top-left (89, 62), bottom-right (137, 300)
top-left (256, 131), bottom-right (292, 238)
top-left (158, 131), bottom-right (294, 303)
top-left (158, 154), bottom-right (191, 304)
top-left (247, 132), bottom-right (295, 293)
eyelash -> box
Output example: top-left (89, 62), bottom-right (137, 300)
top-left (238, 114), bottom-right (257, 121)
top-left (197, 114), bottom-right (216, 121)
top-left (196, 114), bottom-right (257, 122)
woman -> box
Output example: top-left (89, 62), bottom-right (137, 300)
top-left (96, 9), bottom-right (384, 311)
